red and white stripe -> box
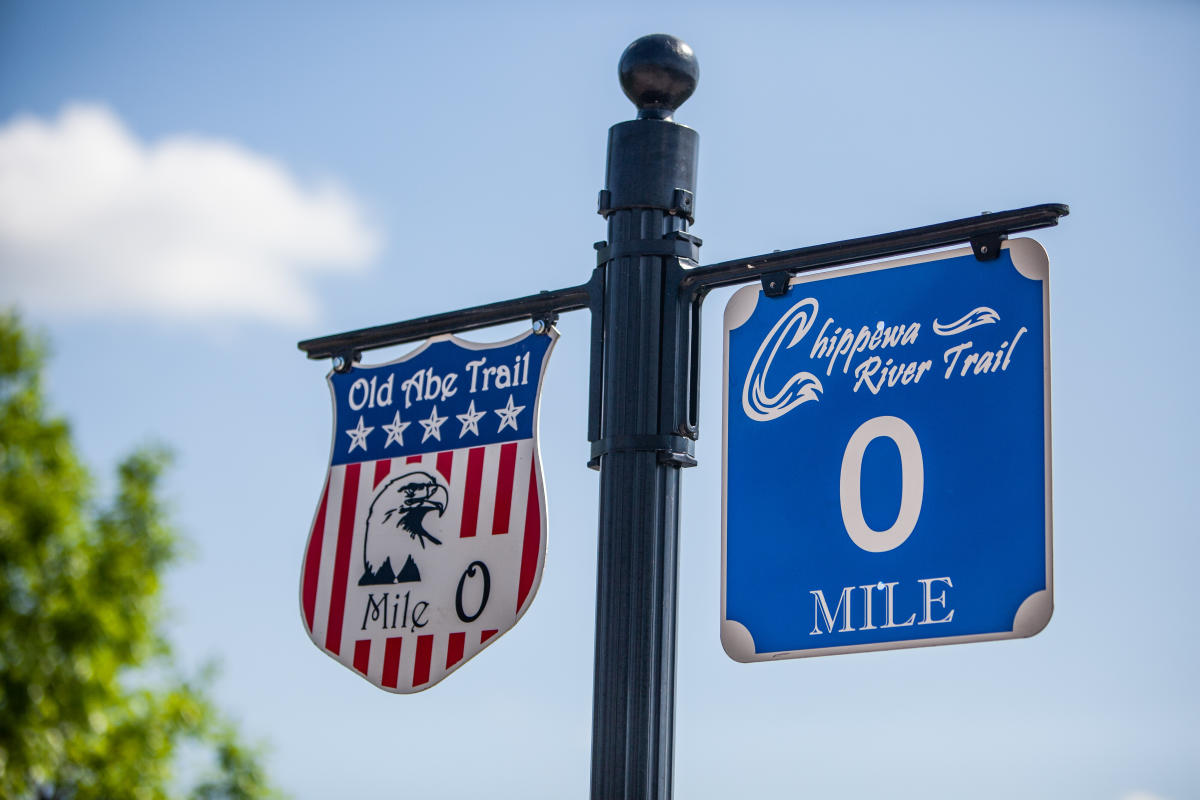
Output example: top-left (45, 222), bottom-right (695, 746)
top-left (299, 438), bottom-right (544, 692)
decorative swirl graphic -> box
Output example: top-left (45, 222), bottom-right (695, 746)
top-left (933, 306), bottom-right (999, 336)
top-left (742, 297), bottom-right (824, 421)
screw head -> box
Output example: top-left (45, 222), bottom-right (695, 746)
top-left (332, 355), bottom-right (346, 372)
top-left (618, 34), bottom-right (699, 120)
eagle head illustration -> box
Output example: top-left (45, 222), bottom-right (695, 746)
top-left (360, 471), bottom-right (449, 585)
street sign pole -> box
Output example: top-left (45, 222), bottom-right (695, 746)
top-left (587, 35), bottom-right (701, 800)
top-left (297, 33), bottom-right (1069, 800)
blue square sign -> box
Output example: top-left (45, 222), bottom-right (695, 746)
top-left (721, 239), bottom-right (1053, 661)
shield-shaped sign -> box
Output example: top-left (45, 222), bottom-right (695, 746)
top-left (299, 328), bottom-right (556, 692)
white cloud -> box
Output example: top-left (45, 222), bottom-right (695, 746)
top-left (1122, 792), bottom-right (1170, 800)
top-left (0, 103), bottom-right (379, 326)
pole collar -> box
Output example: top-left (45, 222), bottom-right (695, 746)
top-left (594, 231), bottom-right (702, 267)
top-left (587, 434), bottom-right (698, 470)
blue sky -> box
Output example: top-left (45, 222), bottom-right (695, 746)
top-left (1, 2), bottom-right (1197, 798)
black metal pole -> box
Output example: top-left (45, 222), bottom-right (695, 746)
top-left (589, 35), bottom-right (700, 800)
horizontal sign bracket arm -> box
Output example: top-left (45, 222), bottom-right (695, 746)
top-left (681, 202), bottom-right (1069, 298)
top-left (297, 279), bottom-right (597, 361)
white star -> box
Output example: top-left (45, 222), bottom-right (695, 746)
top-left (382, 410), bottom-right (410, 447)
top-left (419, 405), bottom-right (448, 443)
top-left (494, 394), bottom-right (526, 433)
top-left (345, 415), bottom-right (374, 453)
top-left (456, 400), bottom-right (486, 438)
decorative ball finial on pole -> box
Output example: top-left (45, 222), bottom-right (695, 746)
top-left (618, 34), bottom-right (699, 120)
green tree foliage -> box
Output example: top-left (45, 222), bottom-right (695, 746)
top-left (0, 313), bottom-right (282, 800)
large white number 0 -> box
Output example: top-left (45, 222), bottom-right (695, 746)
top-left (839, 416), bottom-right (924, 553)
